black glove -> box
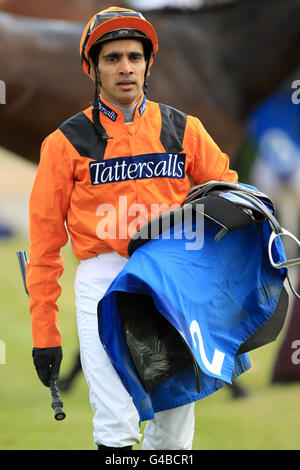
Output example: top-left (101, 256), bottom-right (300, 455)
top-left (32, 346), bottom-right (63, 387)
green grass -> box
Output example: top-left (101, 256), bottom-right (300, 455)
top-left (1, 235), bottom-right (300, 450)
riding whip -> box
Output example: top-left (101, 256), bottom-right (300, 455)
top-left (16, 250), bottom-right (66, 421)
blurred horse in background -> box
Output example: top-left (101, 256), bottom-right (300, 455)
top-left (0, 0), bottom-right (121, 22)
top-left (0, 0), bottom-right (300, 165)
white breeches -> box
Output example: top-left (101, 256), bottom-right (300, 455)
top-left (75, 252), bottom-right (195, 449)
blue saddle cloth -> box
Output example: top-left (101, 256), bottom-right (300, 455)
top-left (97, 204), bottom-right (288, 422)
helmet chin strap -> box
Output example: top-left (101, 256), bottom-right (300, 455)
top-left (143, 51), bottom-right (153, 96)
top-left (92, 63), bottom-right (112, 140)
top-left (143, 81), bottom-right (148, 95)
top-left (143, 62), bottom-right (149, 95)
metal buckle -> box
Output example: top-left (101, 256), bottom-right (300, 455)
top-left (268, 228), bottom-right (300, 269)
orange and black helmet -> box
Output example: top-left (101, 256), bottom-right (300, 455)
top-left (80, 6), bottom-right (159, 76)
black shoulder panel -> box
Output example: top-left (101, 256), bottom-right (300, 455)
top-left (59, 112), bottom-right (107, 161)
top-left (159, 103), bottom-right (187, 153)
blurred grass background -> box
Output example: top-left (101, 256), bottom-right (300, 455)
top-left (0, 149), bottom-right (300, 450)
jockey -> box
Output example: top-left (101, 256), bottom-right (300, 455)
top-left (27, 6), bottom-right (238, 450)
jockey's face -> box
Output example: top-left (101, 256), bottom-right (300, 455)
top-left (96, 39), bottom-right (147, 108)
